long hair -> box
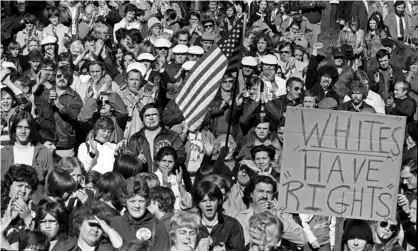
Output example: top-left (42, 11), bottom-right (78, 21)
top-left (193, 180), bottom-right (223, 212)
top-left (35, 200), bottom-right (69, 235)
top-left (46, 169), bottom-right (77, 199)
top-left (9, 111), bottom-right (39, 145)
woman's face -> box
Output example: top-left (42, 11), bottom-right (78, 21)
top-left (95, 128), bottom-right (112, 143)
top-left (125, 11), bottom-right (135, 22)
top-left (259, 1), bottom-right (267, 12)
top-left (174, 227), bottom-right (197, 251)
top-left (254, 151), bottom-right (271, 172)
top-left (9, 181), bottom-right (32, 202)
top-left (16, 119), bottom-right (31, 145)
top-left (10, 48), bottom-right (19, 58)
top-left (226, 8), bottom-right (234, 17)
top-left (409, 62), bottom-right (418, 72)
top-left (121, 36), bottom-right (133, 49)
top-left (254, 122), bottom-right (270, 141)
top-left (347, 238), bottom-right (368, 251)
top-left (28, 40), bottom-right (40, 52)
top-left (294, 49), bottom-right (303, 62)
top-left (123, 55), bottom-right (134, 70)
top-left (126, 195), bottom-right (147, 219)
top-left (257, 38), bottom-right (267, 53)
top-left (141, 60), bottom-right (152, 71)
top-left (1, 92), bottom-right (13, 112)
top-left (25, 22), bottom-right (34, 31)
top-left (79, 219), bottom-right (103, 246)
top-left (369, 20), bottom-right (377, 30)
top-left (116, 48), bottom-right (123, 62)
top-left (376, 220), bottom-right (398, 240)
top-left (158, 155), bottom-right (175, 175)
top-left (40, 213), bottom-right (60, 240)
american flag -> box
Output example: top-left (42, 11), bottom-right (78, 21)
top-left (175, 15), bottom-right (245, 132)
top-left (218, 15), bottom-right (245, 73)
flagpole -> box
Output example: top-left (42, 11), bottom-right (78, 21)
top-left (225, 12), bottom-right (247, 148)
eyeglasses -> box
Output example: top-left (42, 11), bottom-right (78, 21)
top-left (56, 74), bottom-right (65, 79)
top-left (334, 56), bottom-right (344, 60)
top-left (144, 113), bottom-right (158, 119)
top-left (379, 222), bottom-right (398, 232)
top-left (157, 47), bottom-right (169, 51)
top-left (39, 219), bottom-right (58, 226)
top-left (293, 87), bottom-right (301, 91)
top-left (280, 50), bottom-right (291, 54)
top-left (204, 24), bottom-right (213, 28)
top-left (99, 99), bottom-right (110, 105)
top-left (88, 222), bottom-right (101, 228)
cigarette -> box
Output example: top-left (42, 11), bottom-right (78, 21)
top-left (187, 243), bottom-right (193, 249)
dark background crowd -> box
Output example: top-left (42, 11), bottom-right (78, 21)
top-left (0, 1), bottom-right (417, 251)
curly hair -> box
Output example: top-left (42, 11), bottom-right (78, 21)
top-left (252, 32), bottom-right (274, 53)
top-left (170, 211), bottom-right (201, 238)
top-left (317, 64), bottom-right (339, 85)
top-left (243, 175), bottom-right (277, 207)
top-left (2, 164), bottom-right (39, 198)
top-left (250, 144), bottom-right (276, 160)
top-left (122, 177), bottom-right (150, 206)
top-left (347, 80), bottom-right (368, 98)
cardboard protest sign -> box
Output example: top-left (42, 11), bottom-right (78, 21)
top-left (279, 107), bottom-right (406, 221)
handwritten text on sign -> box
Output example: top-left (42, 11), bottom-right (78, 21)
top-left (279, 108), bottom-right (406, 221)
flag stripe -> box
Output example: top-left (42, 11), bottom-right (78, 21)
top-left (181, 57), bottom-right (228, 117)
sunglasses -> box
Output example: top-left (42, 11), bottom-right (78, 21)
top-left (99, 99), bottom-right (110, 105)
top-left (293, 87), bottom-right (301, 91)
top-left (157, 47), bottom-right (169, 51)
top-left (88, 222), bottom-right (101, 228)
top-left (280, 50), bottom-right (291, 54)
top-left (334, 56), bottom-right (344, 60)
top-left (379, 222), bottom-right (398, 232)
top-left (56, 74), bottom-right (65, 79)
top-left (204, 24), bottom-right (213, 28)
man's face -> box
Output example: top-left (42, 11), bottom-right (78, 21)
top-left (209, 1), bottom-right (218, 12)
top-left (143, 108), bottom-right (160, 129)
top-left (251, 182), bottom-right (274, 208)
top-left (14, 80), bottom-right (29, 94)
top-left (409, 200), bottom-right (416, 223)
top-left (202, 40), bottom-right (214, 52)
top-left (16, 2), bottom-right (27, 14)
top-left (174, 53), bottom-right (187, 65)
top-left (277, 126), bottom-right (284, 143)
top-left (378, 55), bottom-right (390, 69)
top-left (376, 220), bottom-right (398, 240)
top-left (98, 28), bottom-right (110, 42)
top-left (177, 34), bottom-right (189, 45)
top-left (221, 77), bottom-right (234, 92)
top-left (395, 4), bottom-right (405, 16)
top-left (303, 96), bottom-right (317, 108)
top-left (198, 194), bottom-right (219, 221)
top-left (333, 55), bottom-right (344, 67)
top-left (294, 49), bottom-right (303, 62)
top-left (400, 166), bottom-right (417, 190)
top-left (89, 64), bottom-right (104, 81)
top-left (156, 47), bottom-right (169, 57)
top-left (394, 83), bottom-right (407, 99)
top-left (242, 66), bottom-right (255, 77)
top-left (320, 75), bottom-right (332, 90)
top-left (351, 91), bottom-right (363, 105)
top-left (127, 71), bottom-right (142, 93)
top-left (188, 54), bottom-right (202, 62)
top-left (203, 22), bottom-right (214, 33)
top-left (254, 122), bottom-right (270, 141)
top-left (121, 35), bottom-right (133, 49)
top-left (15, 119), bottom-right (31, 145)
top-left (29, 59), bottom-right (41, 72)
top-left (56, 70), bottom-right (69, 89)
top-left (28, 41), bottom-right (40, 52)
top-left (42, 66), bottom-right (54, 81)
top-left (100, 95), bottom-right (112, 116)
top-left (287, 81), bottom-right (303, 100)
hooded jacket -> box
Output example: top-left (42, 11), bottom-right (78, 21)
top-left (110, 210), bottom-right (169, 250)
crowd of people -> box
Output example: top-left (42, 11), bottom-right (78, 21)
top-left (0, 0), bottom-right (417, 251)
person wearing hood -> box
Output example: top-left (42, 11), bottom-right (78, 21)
top-left (109, 177), bottom-right (169, 249)
top-left (342, 219), bottom-right (374, 251)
